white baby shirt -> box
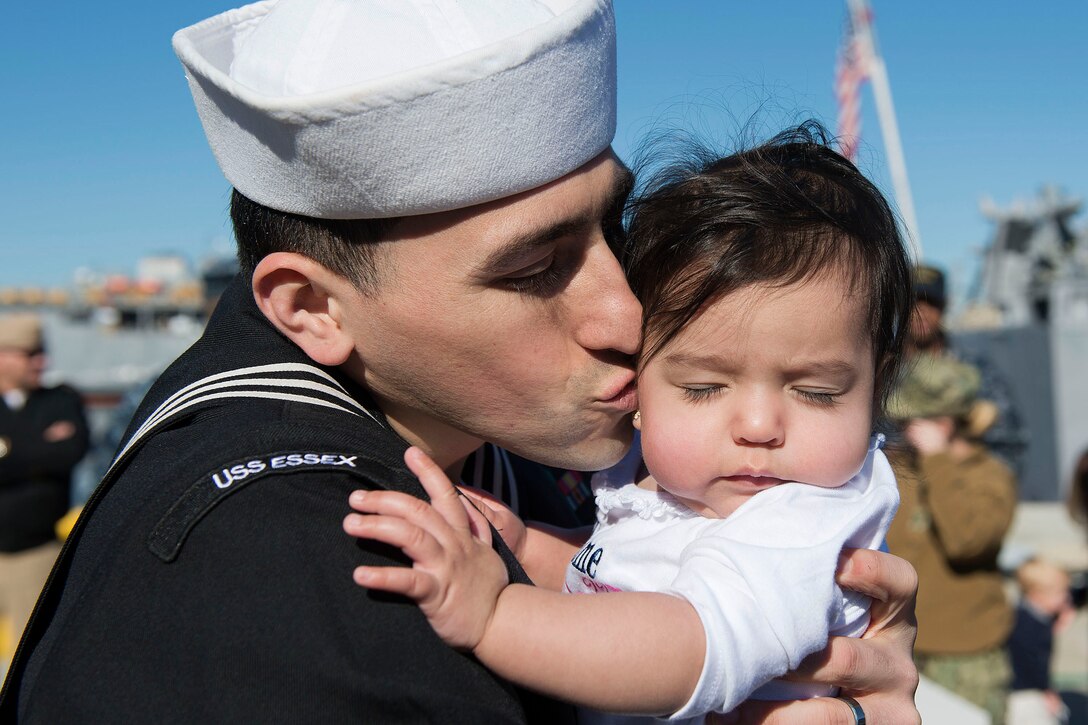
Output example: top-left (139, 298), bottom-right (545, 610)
top-left (564, 435), bottom-right (899, 722)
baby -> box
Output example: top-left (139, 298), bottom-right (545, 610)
top-left (343, 123), bottom-right (912, 720)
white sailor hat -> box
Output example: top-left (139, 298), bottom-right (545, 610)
top-left (173, 0), bottom-right (616, 219)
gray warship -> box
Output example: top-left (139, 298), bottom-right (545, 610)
top-left (951, 185), bottom-right (1088, 501)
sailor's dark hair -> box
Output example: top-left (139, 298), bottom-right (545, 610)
top-left (230, 190), bottom-right (400, 290)
top-left (624, 120), bottom-right (913, 407)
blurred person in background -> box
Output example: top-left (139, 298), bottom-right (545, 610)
top-left (1006, 558), bottom-right (1074, 724)
top-left (886, 353), bottom-right (1018, 723)
top-left (909, 263), bottom-right (1027, 475)
top-left (0, 314), bottom-right (88, 662)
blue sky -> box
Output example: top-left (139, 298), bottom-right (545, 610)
top-left (3, 1), bottom-right (1086, 308)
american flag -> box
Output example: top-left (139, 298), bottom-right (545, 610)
top-left (835, 8), bottom-right (872, 161)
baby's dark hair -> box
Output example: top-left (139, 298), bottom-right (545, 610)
top-left (624, 121), bottom-right (913, 407)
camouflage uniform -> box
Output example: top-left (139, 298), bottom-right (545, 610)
top-left (887, 353), bottom-right (1017, 724)
top-left (915, 648), bottom-right (1012, 723)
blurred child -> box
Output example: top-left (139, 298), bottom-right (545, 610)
top-left (1007, 558), bottom-right (1074, 724)
top-left (343, 123), bottom-right (912, 721)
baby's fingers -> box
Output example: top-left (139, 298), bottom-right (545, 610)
top-left (345, 488), bottom-right (456, 543)
top-left (404, 447), bottom-right (469, 530)
top-left (457, 487), bottom-right (506, 530)
top-left (343, 512), bottom-right (445, 567)
top-left (353, 564), bottom-right (436, 603)
top-left (459, 496), bottom-right (494, 547)
top-left (347, 488), bottom-right (429, 515)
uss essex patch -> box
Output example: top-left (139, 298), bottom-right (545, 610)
top-left (210, 452), bottom-right (358, 489)
top-left (148, 450), bottom-right (363, 562)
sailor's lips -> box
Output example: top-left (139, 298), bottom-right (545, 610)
top-left (598, 377), bottom-right (638, 412)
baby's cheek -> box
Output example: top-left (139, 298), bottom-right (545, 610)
top-left (799, 436), bottom-right (870, 487)
top-left (640, 423), bottom-right (704, 488)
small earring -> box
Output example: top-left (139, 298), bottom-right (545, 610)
top-left (632, 410), bottom-right (641, 424)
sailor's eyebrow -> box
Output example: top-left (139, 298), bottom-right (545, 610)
top-left (478, 166), bottom-right (632, 275)
top-left (478, 218), bottom-right (589, 275)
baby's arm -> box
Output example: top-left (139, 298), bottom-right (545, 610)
top-left (522, 522), bottom-right (590, 590)
top-left (344, 447), bottom-right (705, 714)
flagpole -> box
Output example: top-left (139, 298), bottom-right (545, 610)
top-left (846, 0), bottom-right (923, 260)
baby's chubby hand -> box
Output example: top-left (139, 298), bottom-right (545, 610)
top-left (456, 484), bottom-right (528, 561)
top-left (343, 446), bottom-right (510, 652)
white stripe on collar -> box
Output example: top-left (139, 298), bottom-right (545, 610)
top-left (109, 363), bottom-right (381, 477)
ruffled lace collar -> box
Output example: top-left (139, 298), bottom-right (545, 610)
top-left (592, 433), bottom-right (698, 521)
top-left (595, 483), bottom-right (698, 521)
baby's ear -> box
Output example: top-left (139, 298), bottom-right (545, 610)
top-left (251, 252), bottom-right (356, 366)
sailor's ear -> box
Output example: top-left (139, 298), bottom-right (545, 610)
top-left (251, 253), bottom-right (356, 366)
